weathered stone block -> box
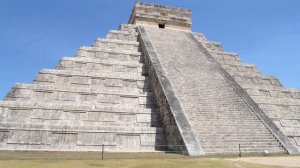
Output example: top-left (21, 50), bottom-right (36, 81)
top-left (77, 133), bottom-right (116, 146)
top-left (35, 74), bottom-right (56, 83)
top-left (59, 60), bottom-right (75, 68)
top-left (259, 90), bottom-right (270, 96)
top-left (0, 131), bottom-right (9, 142)
top-left (113, 65), bottom-right (126, 72)
top-left (51, 132), bottom-right (78, 148)
top-left (71, 76), bottom-right (90, 85)
top-left (117, 114), bottom-right (136, 122)
top-left (31, 109), bottom-right (61, 120)
top-left (10, 88), bottom-right (33, 98)
top-left (290, 106), bottom-right (300, 112)
top-left (57, 75), bottom-right (72, 84)
top-left (53, 92), bottom-right (77, 101)
top-left (74, 62), bottom-right (86, 70)
top-left (136, 114), bottom-right (151, 123)
top-left (8, 130), bottom-right (50, 145)
top-left (90, 78), bottom-right (105, 85)
top-left (87, 112), bottom-right (116, 122)
top-left (104, 79), bottom-right (123, 87)
top-left (269, 90), bottom-right (280, 97)
top-left (280, 91), bottom-right (292, 98)
top-left (123, 80), bottom-right (136, 88)
top-left (7, 109), bottom-right (31, 122)
top-left (117, 134), bottom-right (140, 148)
top-left (80, 93), bottom-right (97, 102)
top-left (34, 91), bottom-right (53, 100)
top-left (140, 134), bottom-right (155, 145)
top-left (95, 51), bottom-right (108, 59)
top-left (138, 97), bottom-right (148, 105)
top-left (291, 92), bottom-right (300, 99)
top-left (280, 119), bottom-right (300, 127)
top-left (97, 94), bottom-right (120, 104)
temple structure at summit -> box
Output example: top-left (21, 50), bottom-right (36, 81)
top-left (0, 2), bottom-right (299, 155)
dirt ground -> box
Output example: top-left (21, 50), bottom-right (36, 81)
top-left (228, 156), bottom-right (300, 167)
top-left (0, 151), bottom-right (299, 168)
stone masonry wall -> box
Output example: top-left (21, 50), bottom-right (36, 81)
top-left (0, 24), bottom-right (166, 152)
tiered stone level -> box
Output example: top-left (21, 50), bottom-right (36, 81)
top-left (0, 24), bottom-right (166, 152)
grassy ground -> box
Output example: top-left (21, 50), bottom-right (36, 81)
top-left (0, 151), bottom-right (293, 168)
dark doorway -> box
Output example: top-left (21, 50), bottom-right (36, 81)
top-left (158, 23), bottom-right (165, 29)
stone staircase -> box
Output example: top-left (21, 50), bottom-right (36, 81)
top-left (0, 24), bottom-right (166, 152)
top-left (141, 26), bottom-right (286, 155)
top-left (193, 33), bottom-right (300, 152)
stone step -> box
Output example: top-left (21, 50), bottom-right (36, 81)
top-left (251, 95), bottom-right (300, 106)
top-left (58, 56), bottom-right (143, 69)
top-left (93, 38), bottom-right (139, 52)
top-left (203, 143), bottom-right (283, 150)
top-left (106, 30), bottom-right (138, 41)
top-left (57, 57), bottom-right (143, 75)
top-left (95, 37), bottom-right (139, 46)
top-left (234, 75), bottom-right (282, 87)
top-left (8, 97), bottom-right (156, 108)
top-left (194, 123), bottom-right (267, 127)
top-left (202, 41), bottom-right (223, 52)
top-left (198, 135), bottom-right (275, 141)
top-left (224, 65), bottom-right (260, 76)
top-left (0, 101), bottom-right (157, 114)
top-left (198, 131), bottom-right (273, 135)
top-left (209, 50), bottom-right (241, 63)
top-left (193, 32), bottom-right (223, 51)
top-left (0, 122), bottom-right (163, 134)
top-left (0, 108), bottom-right (160, 128)
top-left (204, 147), bottom-right (285, 154)
top-left (194, 112), bottom-right (259, 116)
top-left (33, 69), bottom-right (145, 85)
top-left (195, 117), bottom-right (261, 120)
top-left (200, 139), bottom-right (279, 143)
top-left (195, 121), bottom-right (268, 125)
top-left (242, 84), bottom-right (300, 97)
top-left (199, 132), bottom-right (274, 137)
top-left (1, 115), bottom-right (161, 127)
top-left (76, 46), bottom-right (141, 62)
top-left (246, 89), bottom-right (300, 100)
top-left (0, 111), bottom-right (160, 126)
top-left (195, 124), bottom-right (269, 128)
top-left (196, 129), bottom-right (271, 134)
top-left (195, 118), bottom-right (260, 122)
top-left (195, 126), bottom-right (269, 131)
top-left (194, 113), bottom-right (260, 117)
top-left (199, 135), bottom-right (276, 140)
top-left (5, 83), bottom-right (152, 100)
top-left (194, 114), bottom-right (259, 118)
top-left (219, 61), bottom-right (256, 69)
top-left (31, 72), bottom-right (150, 95)
top-left (7, 92), bottom-right (155, 107)
top-left (119, 24), bottom-right (137, 33)
top-left (193, 119), bottom-right (261, 122)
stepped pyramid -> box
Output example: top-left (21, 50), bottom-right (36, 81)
top-left (0, 2), bottom-right (299, 155)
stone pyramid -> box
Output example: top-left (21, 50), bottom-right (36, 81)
top-left (0, 2), bottom-right (299, 155)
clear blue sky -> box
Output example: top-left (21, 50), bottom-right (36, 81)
top-left (0, 0), bottom-right (299, 99)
